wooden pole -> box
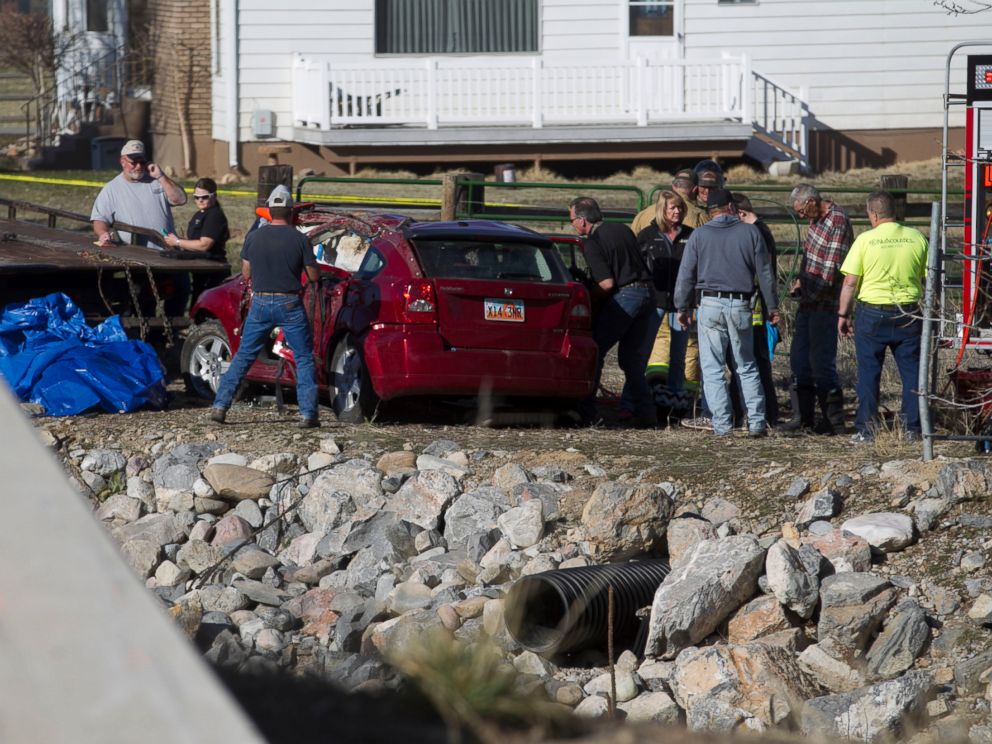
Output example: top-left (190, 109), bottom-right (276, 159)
top-left (880, 174), bottom-right (909, 221)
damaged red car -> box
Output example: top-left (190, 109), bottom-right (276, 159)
top-left (180, 211), bottom-right (598, 422)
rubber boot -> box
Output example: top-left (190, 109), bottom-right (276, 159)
top-left (779, 384), bottom-right (816, 432)
top-left (814, 388), bottom-right (845, 435)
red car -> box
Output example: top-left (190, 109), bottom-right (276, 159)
top-left (180, 210), bottom-right (598, 422)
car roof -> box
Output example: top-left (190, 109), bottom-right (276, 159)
top-left (404, 219), bottom-right (551, 244)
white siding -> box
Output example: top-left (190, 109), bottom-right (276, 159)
top-left (684, 0), bottom-right (985, 130)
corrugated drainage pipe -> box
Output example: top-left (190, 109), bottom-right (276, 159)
top-left (504, 560), bottom-right (670, 658)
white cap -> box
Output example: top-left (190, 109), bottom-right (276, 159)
top-left (267, 185), bottom-right (293, 208)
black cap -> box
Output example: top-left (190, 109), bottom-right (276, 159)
top-left (706, 188), bottom-right (733, 209)
top-left (698, 171), bottom-right (721, 188)
top-left (673, 168), bottom-right (698, 185)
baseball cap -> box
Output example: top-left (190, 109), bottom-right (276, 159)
top-left (267, 185), bottom-right (293, 208)
top-left (694, 159), bottom-right (724, 178)
top-left (706, 188), bottom-right (733, 209)
top-left (697, 171), bottom-right (721, 189)
top-left (121, 140), bottom-right (146, 159)
top-left (673, 168), bottom-right (698, 186)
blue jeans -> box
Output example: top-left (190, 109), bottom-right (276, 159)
top-left (621, 309), bottom-right (687, 413)
top-left (697, 296), bottom-right (765, 435)
top-left (854, 304), bottom-right (922, 435)
top-left (790, 308), bottom-right (840, 392)
top-left (583, 286), bottom-right (660, 423)
top-left (213, 294), bottom-right (319, 420)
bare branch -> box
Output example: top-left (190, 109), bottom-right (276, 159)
top-left (933, 0), bottom-right (992, 14)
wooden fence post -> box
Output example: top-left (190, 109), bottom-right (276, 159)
top-left (441, 172), bottom-right (485, 220)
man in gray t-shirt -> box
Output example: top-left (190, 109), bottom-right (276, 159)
top-left (90, 139), bottom-right (187, 248)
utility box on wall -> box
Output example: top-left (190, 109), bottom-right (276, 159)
top-left (253, 110), bottom-right (274, 138)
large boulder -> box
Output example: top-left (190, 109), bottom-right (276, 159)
top-left (644, 536), bottom-right (765, 659)
top-left (581, 481), bottom-right (673, 561)
top-left (672, 643), bottom-right (824, 731)
top-left (865, 598), bottom-right (930, 681)
top-left (840, 513), bottom-right (915, 553)
top-left (202, 464), bottom-right (275, 502)
top-left (800, 671), bottom-right (932, 743)
top-left (817, 573), bottom-right (898, 653)
top-left (386, 470), bottom-right (461, 530)
top-left (766, 538), bottom-right (820, 619)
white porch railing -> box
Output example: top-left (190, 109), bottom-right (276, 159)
top-left (751, 69), bottom-right (809, 169)
top-left (291, 53), bottom-right (808, 164)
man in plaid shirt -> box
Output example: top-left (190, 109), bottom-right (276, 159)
top-left (783, 183), bottom-right (854, 434)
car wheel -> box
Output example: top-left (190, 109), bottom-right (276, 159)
top-left (329, 335), bottom-right (377, 423)
top-left (181, 319), bottom-right (232, 400)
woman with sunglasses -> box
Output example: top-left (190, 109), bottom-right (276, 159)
top-left (165, 177), bottom-right (231, 295)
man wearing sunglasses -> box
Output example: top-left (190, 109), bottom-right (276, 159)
top-left (90, 139), bottom-right (187, 248)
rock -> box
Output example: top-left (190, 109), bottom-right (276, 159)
top-left (364, 610), bottom-right (446, 658)
top-left (307, 452), bottom-right (336, 471)
top-left (81, 448), bottom-right (128, 476)
top-left (154, 559), bottom-right (189, 587)
top-left (514, 650), bottom-right (551, 677)
top-left (968, 594), bottom-right (992, 623)
top-left (840, 512), bottom-right (915, 552)
top-left (416, 454), bottom-right (469, 480)
top-left (672, 643), bottom-right (822, 729)
top-left (666, 514), bottom-right (717, 565)
top-left (618, 690), bottom-right (681, 724)
top-left (422, 439), bottom-right (459, 457)
top-left (581, 481), bottom-right (673, 561)
top-left (232, 548), bottom-right (281, 579)
top-left (248, 452), bottom-right (301, 477)
top-left (645, 536), bottom-right (765, 659)
top-left (574, 695), bottom-right (610, 717)
top-left (497, 499), bottom-right (544, 548)
top-left (319, 436), bottom-right (341, 455)
top-left (953, 649), bottom-right (992, 694)
top-left (909, 497), bottom-right (952, 532)
top-left (126, 476), bottom-right (155, 510)
top-left (766, 538), bottom-right (820, 619)
top-left (817, 573), bottom-right (897, 653)
top-left (796, 488), bottom-right (843, 529)
top-left (800, 671), bottom-right (932, 742)
top-left (96, 493), bottom-right (142, 522)
top-left (805, 529), bottom-right (872, 574)
top-left (302, 462), bottom-right (384, 534)
top-left (962, 551), bottom-right (987, 572)
top-left (798, 639), bottom-right (867, 692)
top-left (436, 605), bottom-right (461, 631)
top-left (232, 579), bottom-right (290, 607)
top-left (492, 463), bottom-right (531, 491)
top-left (152, 444), bottom-right (218, 491)
top-left (700, 496), bottom-right (740, 526)
top-left (727, 594), bottom-right (793, 644)
top-left (202, 463), bottom-right (275, 502)
top-left (120, 538), bottom-right (160, 578)
top-left (207, 453), bottom-right (248, 467)
top-left (197, 586), bottom-right (250, 614)
top-left (376, 450), bottom-right (415, 475)
top-left (443, 487), bottom-right (511, 546)
top-left (211, 514), bottom-right (254, 546)
top-left (784, 477), bottom-right (810, 499)
top-left (233, 499), bottom-right (264, 528)
top-left (865, 598), bottom-right (930, 680)
top-left (387, 470), bottom-right (460, 530)
top-left (282, 532), bottom-right (322, 566)
top-left (113, 513), bottom-right (184, 547)
top-left (254, 628), bottom-right (285, 654)
top-left (388, 581), bottom-right (433, 614)
top-left (584, 671), bottom-right (638, 703)
top-left (189, 520), bottom-right (215, 542)
top-left (512, 482), bottom-right (563, 522)
top-left (555, 683), bottom-right (584, 706)
top-left (176, 539), bottom-right (224, 574)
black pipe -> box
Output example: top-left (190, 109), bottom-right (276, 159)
top-left (504, 560), bottom-right (670, 657)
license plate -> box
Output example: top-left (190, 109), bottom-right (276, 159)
top-left (484, 298), bottom-right (525, 322)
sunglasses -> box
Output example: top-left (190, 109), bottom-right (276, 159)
top-left (193, 193), bottom-right (215, 200)
top-left (125, 157), bottom-right (147, 165)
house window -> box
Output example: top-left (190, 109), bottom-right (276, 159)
top-left (375, 0), bottom-right (538, 54)
top-left (629, 1), bottom-right (674, 37)
top-left (86, 0), bottom-right (108, 32)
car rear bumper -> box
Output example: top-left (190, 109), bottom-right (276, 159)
top-left (361, 326), bottom-right (597, 400)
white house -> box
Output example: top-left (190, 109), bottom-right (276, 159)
top-left (75, 0), bottom-right (992, 175)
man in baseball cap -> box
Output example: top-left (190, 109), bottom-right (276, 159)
top-left (91, 139), bottom-right (186, 248)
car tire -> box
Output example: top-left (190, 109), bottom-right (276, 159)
top-left (329, 335), bottom-right (377, 423)
top-left (181, 319), bottom-right (232, 400)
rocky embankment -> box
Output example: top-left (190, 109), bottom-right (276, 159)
top-left (52, 429), bottom-right (992, 742)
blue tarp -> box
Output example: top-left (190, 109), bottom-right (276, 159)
top-left (0, 293), bottom-right (167, 416)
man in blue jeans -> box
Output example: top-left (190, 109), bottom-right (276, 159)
top-left (674, 189), bottom-right (779, 437)
top-left (570, 196), bottom-right (660, 427)
top-left (838, 191), bottom-right (928, 442)
top-left (210, 189), bottom-right (320, 428)
top-left (784, 184), bottom-right (854, 434)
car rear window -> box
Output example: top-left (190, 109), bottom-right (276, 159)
top-left (411, 240), bottom-right (570, 283)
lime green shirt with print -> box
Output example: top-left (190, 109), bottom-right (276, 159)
top-left (839, 221), bottom-right (928, 305)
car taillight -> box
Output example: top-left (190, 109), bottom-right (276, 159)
top-left (568, 284), bottom-right (592, 330)
top-left (401, 280), bottom-right (438, 323)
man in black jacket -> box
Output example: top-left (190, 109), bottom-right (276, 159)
top-left (570, 196), bottom-right (660, 427)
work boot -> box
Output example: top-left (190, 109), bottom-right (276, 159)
top-left (209, 408), bottom-right (227, 424)
top-left (814, 388), bottom-right (845, 435)
top-left (299, 418), bottom-right (320, 429)
top-left (779, 384), bottom-right (816, 432)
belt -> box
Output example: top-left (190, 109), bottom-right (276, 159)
top-left (859, 301), bottom-right (919, 312)
top-left (254, 291), bottom-right (300, 296)
top-left (622, 280), bottom-right (653, 289)
top-left (700, 290), bottom-right (752, 300)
